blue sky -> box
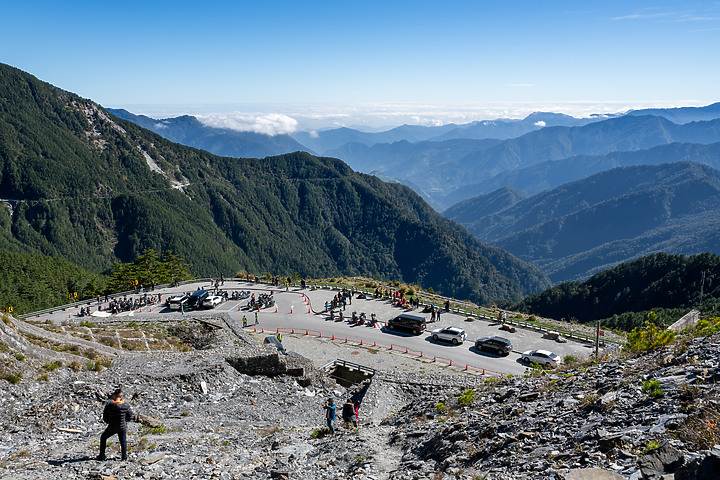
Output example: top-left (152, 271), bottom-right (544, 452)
top-left (2, 0), bottom-right (719, 131)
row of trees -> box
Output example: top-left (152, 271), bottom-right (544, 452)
top-left (514, 252), bottom-right (720, 330)
top-left (106, 249), bottom-right (192, 293)
top-left (0, 248), bottom-right (192, 315)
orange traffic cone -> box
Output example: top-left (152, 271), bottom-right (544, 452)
top-left (290, 306), bottom-right (294, 314)
top-left (275, 305), bottom-right (278, 313)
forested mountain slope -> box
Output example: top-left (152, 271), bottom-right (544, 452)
top-left (0, 63), bottom-right (549, 304)
top-left (446, 162), bottom-right (720, 283)
top-left (514, 252), bottom-right (720, 330)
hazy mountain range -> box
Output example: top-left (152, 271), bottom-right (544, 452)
top-left (108, 109), bottom-right (310, 159)
top-left (445, 162), bottom-right (720, 283)
top-left (111, 102), bottom-right (720, 212)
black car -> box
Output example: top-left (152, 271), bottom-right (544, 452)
top-left (187, 289), bottom-right (209, 310)
top-left (475, 336), bottom-right (513, 355)
top-left (386, 313), bottom-right (426, 335)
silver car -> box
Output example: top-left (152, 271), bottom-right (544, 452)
top-left (521, 349), bottom-right (561, 367)
top-left (431, 326), bottom-right (467, 345)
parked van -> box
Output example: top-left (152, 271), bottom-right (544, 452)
top-left (187, 289), bottom-right (209, 310)
top-left (386, 313), bottom-right (426, 335)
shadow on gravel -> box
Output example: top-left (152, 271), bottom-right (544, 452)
top-left (379, 327), bottom-right (422, 338)
top-left (47, 456), bottom-right (93, 466)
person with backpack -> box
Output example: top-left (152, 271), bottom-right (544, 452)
top-left (97, 388), bottom-right (134, 461)
top-left (323, 398), bottom-right (336, 434)
top-left (342, 399), bottom-right (355, 428)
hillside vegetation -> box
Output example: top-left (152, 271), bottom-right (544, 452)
top-left (0, 63), bottom-right (549, 305)
top-left (513, 252), bottom-right (720, 330)
top-left (446, 162), bottom-right (720, 283)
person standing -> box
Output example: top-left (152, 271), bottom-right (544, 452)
top-left (97, 388), bottom-right (134, 461)
top-left (242, 315), bottom-right (247, 327)
top-left (342, 399), bottom-right (354, 428)
top-left (323, 399), bottom-right (336, 434)
top-left (255, 311), bottom-right (259, 325)
top-left (353, 400), bottom-right (360, 428)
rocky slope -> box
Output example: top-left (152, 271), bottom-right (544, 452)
top-left (0, 312), bottom-right (718, 480)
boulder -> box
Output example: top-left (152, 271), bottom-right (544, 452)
top-left (565, 468), bottom-right (626, 480)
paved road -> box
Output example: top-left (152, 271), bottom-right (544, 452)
top-left (31, 280), bottom-right (597, 376)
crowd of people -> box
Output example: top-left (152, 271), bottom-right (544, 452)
top-left (246, 292), bottom-right (275, 310)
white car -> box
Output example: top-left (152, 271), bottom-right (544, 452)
top-left (431, 326), bottom-right (467, 345)
top-left (204, 295), bottom-right (223, 308)
top-left (521, 349), bottom-right (562, 367)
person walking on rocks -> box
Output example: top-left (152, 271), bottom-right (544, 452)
top-left (353, 400), bottom-right (360, 428)
top-left (342, 399), bottom-right (354, 428)
top-left (323, 399), bottom-right (336, 434)
top-left (97, 388), bottom-right (134, 461)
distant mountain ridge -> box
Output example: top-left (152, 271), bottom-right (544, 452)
top-left (626, 102), bottom-right (720, 124)
top-left (291, 111), bottom-right (600, 154)
top-left (108, 108), bottom-right (312, 159)
top-left (447, 141), bottom-right (720, 200)
top-left (445, 162), bottom-right (720, 283)
top-left (110, 104), bottom-right (720, 209)
top-left (0, 63), bottom-right (549, 304)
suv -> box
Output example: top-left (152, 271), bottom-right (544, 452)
top-left (386, 313), bottom-right (426, 335)
top-left (475, 336), bottom-right (513, 355)
top-left (187, 289), bottom-right (209, 310)
top-left (431, 326), bottom-right (467, 345)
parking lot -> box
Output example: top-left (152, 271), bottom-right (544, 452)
top-left (26, 280), bottom-right (601, 376)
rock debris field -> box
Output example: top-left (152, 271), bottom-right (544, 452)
top-left (0, 302), bottom-right (719, 480)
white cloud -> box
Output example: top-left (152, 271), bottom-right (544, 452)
top-left (534, 120), bottom-right (546, 127)
top-left (197, 113), bottom-right (299, 136)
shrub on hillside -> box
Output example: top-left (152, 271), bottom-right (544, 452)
top-left (626, 321), bottom-right (676, 353)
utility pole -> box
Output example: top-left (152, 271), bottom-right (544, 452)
top-left (594, 297), bottom-right (600, 358)
top-left (699, 270), bottom-right (706, 307)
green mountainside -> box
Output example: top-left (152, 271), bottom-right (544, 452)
top-left (0, 63), bottom-right (549, 305)
top-left (0, 249), bottom-right (105, 314)
top-left (514, 252), bottom-right (720, 330)
top-left (446, 162), bottom-right (720, 283)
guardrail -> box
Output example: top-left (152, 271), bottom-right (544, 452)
top-left (321, 358), bottom-right (377, 375)
top-left (16, 277), bottom-right (226, 319)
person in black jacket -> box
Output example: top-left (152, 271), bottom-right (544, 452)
top-left (97, 388), bottom-right (134, 461)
